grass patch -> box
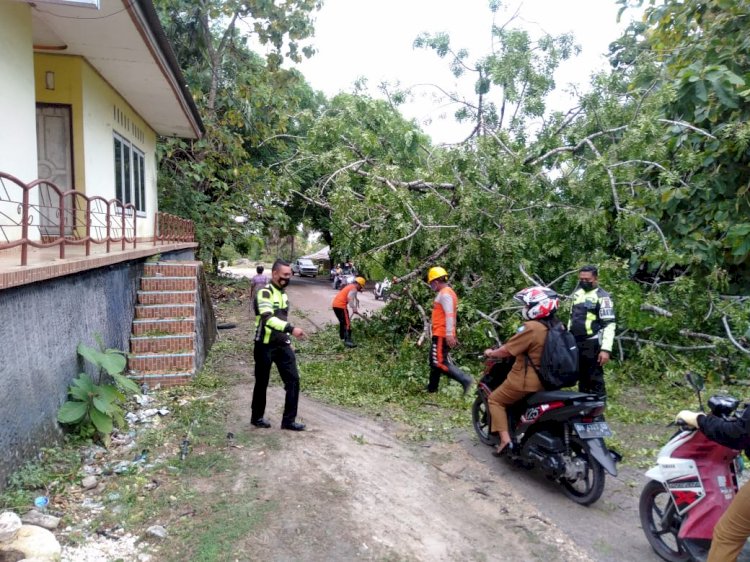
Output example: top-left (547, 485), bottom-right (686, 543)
top-left (298, 321), bottom-right (473, 442)
top-left (0, 444), bottom-right (82, 511)
top-left (164, 496), bottom-right (274, 562)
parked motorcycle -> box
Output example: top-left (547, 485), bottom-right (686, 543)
top-left (472, 336), bottom-right (619, 506)
top-left (639, 373), bottom-right (750, 562)
top-left (373, 277), bottom-right (393, 301)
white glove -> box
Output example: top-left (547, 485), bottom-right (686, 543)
top-left (676, 410), bottom-right (704, 428)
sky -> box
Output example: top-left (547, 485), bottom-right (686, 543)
top-left (282, 0), bottom-right (643, 144)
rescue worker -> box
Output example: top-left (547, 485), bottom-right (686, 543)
top-left (484, 287), bottom-right (558, 455)
top-left (251, 259), bottom-right (307, 431)
top-left (568, 265), bottom-right (616, 398)
top-left (427, 266), bottom-right (472, 394)
top-left (332, 276), bottom-right (366, 348)
top-left (676, 407), bottom-right (750, 561)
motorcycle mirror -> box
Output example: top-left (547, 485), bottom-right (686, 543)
top-left (485, 326), bottom-right (501, 346)
top-left (685, 372), bottom-right (705, 392)
top-left (685, 372), bottom-right (706, 412)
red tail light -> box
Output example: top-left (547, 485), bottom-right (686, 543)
top-left (589, 405), bottom-right (605, 417)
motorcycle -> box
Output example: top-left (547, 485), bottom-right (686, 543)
top-left (471, 332), bottom-right (619, 506)
top-left (373, 277), bottom-right (393, 301)
top-left (639, 373), bottom-right (750, 562)
top-left (333, 272), bottom-right (355, 290)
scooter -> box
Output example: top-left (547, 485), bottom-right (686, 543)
top-left (472, 334), bottom-right (619, 506)
top-left (639, 373), bottom-right (750, 562)
top-left (373, 277), bottom-right (393, 301)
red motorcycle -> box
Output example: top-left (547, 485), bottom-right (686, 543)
top-left (640, 373), bottom-right (750, 561)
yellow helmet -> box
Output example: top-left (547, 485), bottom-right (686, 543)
top-left (427, 266), bottom-right (448, 284)
top-left (355, 276), bottom-right (366, 288)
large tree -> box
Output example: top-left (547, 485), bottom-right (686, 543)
top-left (154, 0), bottom-right (324, 265)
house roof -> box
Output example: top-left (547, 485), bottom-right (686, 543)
top-left (302, 246), bottom-right (330, 260)
top-left (30, 0), bottom-right (204, 139)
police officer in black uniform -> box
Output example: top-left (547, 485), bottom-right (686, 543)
top-left (251, 259), bottom-right (307, 431)
top-left (568, 265), bottom-right (616, 399)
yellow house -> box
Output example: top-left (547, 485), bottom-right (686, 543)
top-left (0, 0), bottom-right (203, 245)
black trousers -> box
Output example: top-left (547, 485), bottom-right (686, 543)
top-left (252, 343), bottom-right (300, 425)
top-left (428, 336), bottom-right (450, 392)
top-left (333, 306), bottom-right (349, 339)
top-left (577, 338), bottom-right (606, 398)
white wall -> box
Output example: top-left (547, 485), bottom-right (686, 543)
top-left (0, 3), bottom-right (39, 241)
top-left (80, 63), bottom-right (157, 239)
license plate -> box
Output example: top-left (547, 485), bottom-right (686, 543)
top-left (574, 422), bottom-right (612, 439)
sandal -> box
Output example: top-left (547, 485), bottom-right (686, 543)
top-left (492, 443), bottom-right (510, 457)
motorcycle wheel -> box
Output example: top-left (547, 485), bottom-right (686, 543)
top-left (471, 394), bottom-right (497, 446)
top-left (560, 436), bottom-right (606, 506)
top-left (639, 479), bottom-right (690, 562)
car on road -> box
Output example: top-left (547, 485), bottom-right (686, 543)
top-left (291, 258), bottom-right (318, 277)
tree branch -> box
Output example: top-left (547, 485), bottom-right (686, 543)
top-left (640, 304), bottom-right (673, 317)
top-left (406, 287), bottom-right (430, 347)
top-left (354, 169), bottom-right (456, 191)
top-left (524, 127), bottom-right (628, 166)
top-left (617, 336), bottom-right (716, 351)
top-left (393, 244), bottom-right (451, 284)
top-left (722, 316), bottom-right (750, 355)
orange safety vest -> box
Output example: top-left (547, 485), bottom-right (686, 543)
top-left (332, 283), bottom-right (358, 309)
top-left (432, 286), bottom-right (457, 337)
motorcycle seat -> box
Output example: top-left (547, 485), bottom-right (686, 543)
top-left (524, 390), bottom-right (598, 405)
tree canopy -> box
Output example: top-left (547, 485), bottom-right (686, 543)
top-left (156, 0), bottom-right (750, 383)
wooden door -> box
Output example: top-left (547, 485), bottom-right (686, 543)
top-left (36, 104), bottom-right (73, 237)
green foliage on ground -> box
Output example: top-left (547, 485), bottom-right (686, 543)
top-left (0, 446), bottom-right (81, 511)
top-left (299, 318), bottom-right (473, 442)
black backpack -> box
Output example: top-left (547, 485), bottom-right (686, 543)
top-left (526, 318), bottom-right (579, 391)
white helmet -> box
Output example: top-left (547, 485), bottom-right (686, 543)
top-left (514, 286), bottom-right (559, 320)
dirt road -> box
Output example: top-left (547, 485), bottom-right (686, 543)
top-left (221, 270), bottom-right (659, 561)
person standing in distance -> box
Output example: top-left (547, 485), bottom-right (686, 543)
top-left (249, 264), bottom-right (269, 302)
top-left (426, 266), bottom-right (472, 394)
top-left (331, 276), bottom-right (366, 348)
top-left (251, 259), bottom-right (307, 431)
top-left (568, 265), bottom-right (616, 399)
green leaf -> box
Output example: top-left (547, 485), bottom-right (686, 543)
top-left (93, 396), bottom-right (115, 415)
top-left (99, 352), bottom-right (127, 376)
top-left (72, 373), bottom-right (95, 394)
top-left (69, 384), bottom-right (90, 401)
top-left (58, 400), bottom-right (88, 424)
top-left (112, 373), bottom-right (141, 395)
top-left (97, 384), bottom-right (124, 404)
top-left (77, 343), bottom-right (103, 367)
top-left (694, 80), bottom-right (708, 102)
top-left (90, 408), bottom-right (114, 436)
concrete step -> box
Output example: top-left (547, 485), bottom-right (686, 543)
top-left (128, 352), bottom-right (194, 372)
top-left (144, 262), bottom-right (201, 277)
top-left (137, 290), bottom-right (195, 305)
top-left (128, 371), bottom-right (195, 388)
top-left (141, 276), bottom-right (197, 292)
top-left (135, 303), bottom-right (195, 319)
top-left (132, 317), bottom-right (195, 336)
top-left (130, 334), bottom-right (194, 354)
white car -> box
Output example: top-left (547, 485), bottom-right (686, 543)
top-left (291, 258), bottom-right (318, 277)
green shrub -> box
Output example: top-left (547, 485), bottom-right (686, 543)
top-left (57, 341), bottom-right (141, 446)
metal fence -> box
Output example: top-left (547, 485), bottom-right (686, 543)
top-left (0, 171), bottom-right (193, 266)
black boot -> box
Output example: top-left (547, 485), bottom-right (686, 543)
top-left (447, 364), bottom-right (472, 395)
top-left (344, 330), bottom-right (357, 348)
